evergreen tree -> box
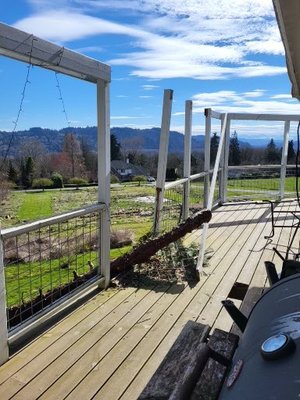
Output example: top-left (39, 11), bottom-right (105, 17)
top-left (288, 140), bottom-right (296, 164)
top-left (111, 134), bottom-right (122, 160)
top-left (210, 132), bottom-right (219, 166)
top-left (265, 138), bottom-right (280, 164)
top-left (229, 131), bottom-right (241, 166)
top-left (26, 156), bottom-right (34, 187)
top-left (19, 157), bottom-right (35, 188)
top-left (7, 160), bottom-right (18, 183)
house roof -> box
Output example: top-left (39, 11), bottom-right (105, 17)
top-left (273, 0), bottom-right (300, 100)
top-left (111, 160), bottom-right (148, 176)
top-left (111, 160), bottom-right (132, 170)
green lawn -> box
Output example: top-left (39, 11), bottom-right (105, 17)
top-left (18, 192), bottom-right (53, 221)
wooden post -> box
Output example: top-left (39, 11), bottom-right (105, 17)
top-left (153, 89), bottom-right (173, 234)
top-left (183, 100), bottom-right (193, 221)
top-left (197, 114), bottom-right (228, 274)
top-left (203, 109), bottom-right (211, 208)
top-left (97, 80), bottom-right (111, 288)
top-left (0, 229), bottom-right (9, 365)
top-left (280, 121), bottom-right (290, 200)
top-left (221, 118), bottom-right (231, 204)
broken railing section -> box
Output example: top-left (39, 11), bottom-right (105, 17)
top-left (153, 89), bottom-right (174, 235)
top-left (111, 209), bottom-right (211, 274)
top-left (153, 98), bottom-right (218, 237)
top-left (153, 94), bottom-right (197, 235)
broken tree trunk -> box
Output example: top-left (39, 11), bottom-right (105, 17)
top-left (111, 209), bottom-right (211, 274)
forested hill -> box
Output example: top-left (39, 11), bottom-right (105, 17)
top-left (0, 126), bottom-right (206, 155)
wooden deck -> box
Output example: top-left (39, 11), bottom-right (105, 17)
top-left (0, 200), bottom-right (299, 399)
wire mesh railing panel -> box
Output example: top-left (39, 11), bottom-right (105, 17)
top-left (3, 209), bottom-right (101, 331)
top-left (189, 176), bottom-right (205, 214)
top-left (160, 184), bottom-right (183, 233)
top-left (226, 167), bottom-right (281, 201)
top-left (214, 171), bottom-right (222, 205)
top-left (285, 166), bottom-right (297, 199)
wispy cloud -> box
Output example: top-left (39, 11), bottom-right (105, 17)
top-left (111, 115), bottom-right (148, 120)
top-left (142, 84), bottom-right (159, 90)
top-left (73, 45), bottom-right (103, 54)
top-left (16, 0), bottom-right (286, 80)
top-left (191, 90), bottom-right (300, 115)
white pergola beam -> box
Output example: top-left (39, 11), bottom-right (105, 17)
top-left (0, 23), bottom-right (111, 83)
top-left (227, 113), bottom-right (300, 121)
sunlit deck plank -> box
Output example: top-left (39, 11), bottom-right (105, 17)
top-left (200, 203), bottom-right (269, 329)
top-left (120, 203), bottom-right (264, 400)
top-left (0, 287), bottom-right (119, 383)
top-left (0, 286), bottom-right (157, 399)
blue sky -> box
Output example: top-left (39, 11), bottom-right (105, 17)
top-left (1, 0), bottom-right (300, 139)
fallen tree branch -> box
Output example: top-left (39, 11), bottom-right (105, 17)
top-left (111, 209), bottom-right (212, 273)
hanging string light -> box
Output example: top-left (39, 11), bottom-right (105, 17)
top-left (0, 35), bottom-right (35, 172)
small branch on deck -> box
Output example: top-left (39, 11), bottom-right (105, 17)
top-left (111, 209), bottom-right (212, 274)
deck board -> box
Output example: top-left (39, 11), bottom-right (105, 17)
top-left (0, 200), bottom-right (299, 400)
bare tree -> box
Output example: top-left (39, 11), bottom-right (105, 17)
top-left (121, 136), bottom-right (144, 163)
top-left (63, 133), bottom-right (85, 178)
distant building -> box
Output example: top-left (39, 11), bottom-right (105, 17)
top-left (111, 159), bottom-right (149, 182)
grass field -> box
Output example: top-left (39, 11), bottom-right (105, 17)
top-left (1, 185), bottom-right (155, 309)
top-left (1, 176), bottom-right (297, 310)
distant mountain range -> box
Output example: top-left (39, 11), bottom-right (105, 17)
top-left (0, 126), bottom-right (278, 157)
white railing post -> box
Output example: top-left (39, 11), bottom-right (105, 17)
top-left (197, 114), bottom-right (228, 275)
top-left (203, 108), bottom-right (211, 208)
top-left (219, 114), bottom-right (226, 204)
top-left (221, 117), bottom-right (231, 204)
top-left (153, 89), bottom-right (173, 234)
top-left (280, 121), bottom-right (290, 200)
top-left (0, 229), bottom-right (9, 365)
top-left (183, 100), bottom-right (192, 221)
top-left (97, 79), bottom-right (111, 288)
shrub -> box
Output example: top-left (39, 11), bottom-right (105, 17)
top-left (32, 178), bottom-right (53, 191)
top-left (51, 172), bottom-right (64, 188)
top-left (68, 177), bottom-right (88, 188)
top-left (111, 229), bottom-right (133, 248)
top-left (110, 174), bottom-right (119, 184)
top-left (132, 175), bottom-right (147, 186)
top-left (0, 177), bottom-right (13, 203)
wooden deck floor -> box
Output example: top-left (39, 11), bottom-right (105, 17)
top-left (0, 200), bottom-right (299, 399)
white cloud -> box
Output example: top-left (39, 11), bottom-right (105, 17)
top-left (73, 45), bottom-right (103, 54)
top-left (15, 0), bottom-right (286, 80)
top-left (142, 84), bottom-right (159, 90)
top-left (14, 11), bottom-right (148, 42)
top-left (271, 94), bottom-right (292, 99)
top-left (139, 95), bottom-right (153, 98)
top-left (191, 90), bottom-right (300, 115)
top-left (243, 90), bottom-right (266, 98)
top-left (111, 115), bottom-right (148, 120)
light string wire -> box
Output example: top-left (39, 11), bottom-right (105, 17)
top-left (54, 48), bottom-right (71, 129)
top-left (0, 35), bottom-right (35, 172)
